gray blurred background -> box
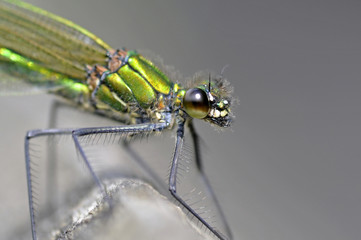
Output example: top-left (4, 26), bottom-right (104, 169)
top-left (1, 0), bottom-right (361, 239)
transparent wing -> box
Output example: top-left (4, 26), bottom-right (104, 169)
top-left (0, 60), bottom-right (68, 96)
top-left (0, 0), bottom-right (110, 81)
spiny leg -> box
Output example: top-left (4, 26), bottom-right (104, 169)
top-left (45, 99), bottom-right (123, 209)
top-left (26, 122), bottom-right (169, 240)
top-left (188, 122), bottom-right (233, 239)
top-left (71, 122), bottom-right (169, 194)
top-left (168, 121), bottom-right (230, 240)
top-left (25, 128), bottom-right (74, 240)
top-left (26, 127), bottom-right (112, 240)
top-left (45, 100), bottom-right (103, 213)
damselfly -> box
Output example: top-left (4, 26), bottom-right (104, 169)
top-left (0, 1), bottom-right (234, 239)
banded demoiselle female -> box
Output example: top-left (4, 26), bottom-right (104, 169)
top-left (0, 1), bottom-right (234, 239)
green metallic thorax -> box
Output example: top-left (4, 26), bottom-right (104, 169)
top-left (93, 51), bottom-right (175, 116)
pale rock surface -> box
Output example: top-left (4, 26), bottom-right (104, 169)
top-left (46, 179), bottom-right (212, 240)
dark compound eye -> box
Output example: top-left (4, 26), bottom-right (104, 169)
top-left (183, 88), bottom-right (210, 119)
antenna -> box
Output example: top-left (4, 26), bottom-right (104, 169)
top-left (208, 73), bottom-right (211, 92)
top-left (220, 64), bottom-right (229, 79)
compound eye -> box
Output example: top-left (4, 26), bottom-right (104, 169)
top-left (183, 88), bottom-right (210, 119)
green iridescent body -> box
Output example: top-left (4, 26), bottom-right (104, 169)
top-left (0, 0), bottom-right (232, 125)
top-left (0, 1), bottom-right (186, 125)
top-left (90, 50), bottom-right (182, 123)
top-left (0, 1), bottom-right (233, 240)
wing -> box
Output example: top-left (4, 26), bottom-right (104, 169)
top-left (0, 0), bottom-right (112, 95)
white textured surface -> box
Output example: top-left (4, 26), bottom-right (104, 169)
top-left (47, 179), bottom-right (209, 240)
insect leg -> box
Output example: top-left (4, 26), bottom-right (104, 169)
top-left (188, 122), bottom-right (233, 239)
top-left (26, 122), bottom-right (167, 239)
top-left (71, 122), bottom-right (169, 190)
top-left (25, 128), bottom-right (74, 240)
top-left (168, 121), bottom-right (227, 240)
